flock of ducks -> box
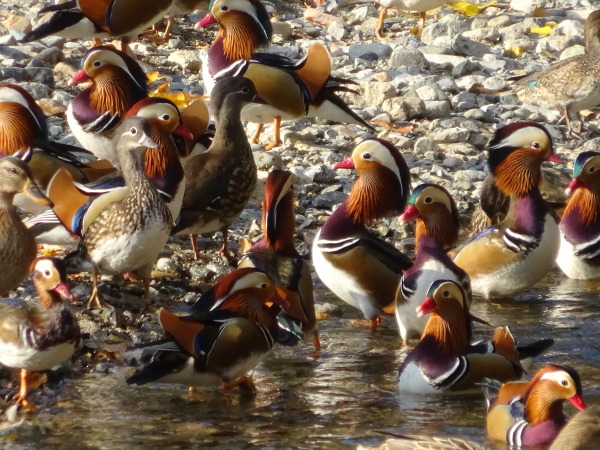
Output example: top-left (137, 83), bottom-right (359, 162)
top-left (0, 0), bottom-right (599, 447)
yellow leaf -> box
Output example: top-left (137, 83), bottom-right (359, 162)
top-left (409, 27), bottom-right (421, 36)
top-left (147, 71), bottom-right (160, 82)
top-left (530, 21), bottom-right (557, 35)
top-left (532, 7), bottom-right (548, 17)
top-left (543, 49), bottom-right (558, 59)
top-left (449, 0), bottom-right (497, 17)
top-left (508, 46), bottom-right (525, 57)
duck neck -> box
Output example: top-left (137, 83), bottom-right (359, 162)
top-left (0, 191), bottom-right (16, 209)
top-left (121, 149), bottom-right (148, 188)
top-left (421, 312), bottom-right (470, 357)
top-left (562, 188), bottom-right (600, 229)
top-left (505, 188), bottom-right (550, 236)
top-left (89, 69), bottom-right (145, 116)
top-left (525, 389), bottom-right (567, 426)
top-left (415, 209), bottom-right (458, 253)
top-left (213, 98), bottom-right (249, 155)
top-left (207, 36), bottom-right (239, 75)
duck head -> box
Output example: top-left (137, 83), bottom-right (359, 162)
top-left (208, 268), bottom-right (287, 323)
top-left (335, 138), bottom-right (410, 225)
top-left (400, 183), bottom-right (459, 251)
top-left (563, 151), bottom-right (600, 225)
top-left (69, 45), bottom-right (148, 116)
top-left (30, 257), bottom-right (75, 308)
top-left (525, 365), bottom-right (586, 425)
top-left (261, 170), bottom-right (296, 253)
top-left (197, 0), bottom-right (272, 60)
top-left (209, 76), bottom-right (258, 123)
top-left (0, 83), bottom-right (47, 156)
top-left (417, 279), bottom-right (471, 355)
top-left (488, 122), bottom-right (563, 196)
top-left (585, 10), bottom-right (600, 54)
top-left (0, 157), bottom-right (51, 207)
top-left (114, 117), bottom-right (158, 172)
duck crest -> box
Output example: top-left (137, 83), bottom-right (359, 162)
top-left (346, 166), bottom-right (404, 225)
top-left (0, 103), bottom-right (35, 154)
top-left (89, 69), bottom-right (140, 117)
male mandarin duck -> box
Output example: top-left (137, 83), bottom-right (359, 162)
top-left (557, 151), bottom-right (600, 279)
top-left (197, 0), bottom-right (373, 149)
top-left (126, 268), bottom-right (284, 390)
top-left (67, 45), bottom-right (148, 167)
top-left (374, 0), bottom-right (447, 39)
top-left (453, 122), bottom-right (563, 298)
top-left (238, 170), bottom-right (319, 356)
top-left (172, 77), bottom-right (258, 263)
top-left (549, 406), bottom-right (600, 450)
top-left (484, 364), bottom-right (586, 447)
top-left (395, 183), bottom-right (470, 343)
top-left (312, 139), bottom-right (412, 331)
top-left (72, 117), bottom-right (172, 309)
top-left (23, 0), bottom-right (174, 51)
top-left (375, 436), bottom-right (485, 449)
top-left (31, 97), bottom-right (191, 247)
top-left (397, 280), bottom-right (553, 394)
top-left (511, 11), bottom-right (600, 136)
top-left (0, 257), bottom-right (80, 409)
top-left (0, 157), bottom-right (52, 295)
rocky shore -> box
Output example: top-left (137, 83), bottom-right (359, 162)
top-left (0, 0), bottom-right (597, 423)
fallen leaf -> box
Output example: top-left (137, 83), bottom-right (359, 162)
top-left (543, 49), bottom-right (558, 59)
top-left (150, 84), bottom-right (205, 109)
top-left (532, 7), bottom-right (548, 17)
top-left (147, 71), bottom-right (166, 82)
top-left (530, 21), bottom-right (557, 35)
top-left (315, 311), bottom-right (330, 320)
top-left (303, 7), bottom-right (345, 27)
top-left (449, 0), bottom-right (497, 17)
top-left (507, 46), bottom-right (525, 57)
top-left (371, 120), bottom-right (419, 134)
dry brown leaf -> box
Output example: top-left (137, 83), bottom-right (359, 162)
top-left (303, 7), bottom-right (345, 28)
top-left (371, 120), bottom-right (418, 134)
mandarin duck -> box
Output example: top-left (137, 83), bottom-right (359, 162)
top-left (126, 268), bottom-right (283, 390)
top-left (397, 280), bottom-right (553, 394)
top-left (23, 0), bottom-right (174, 51)
top-left (375, 435), bottom-right (485, 450)
top-left (67, 45), bottom-right (148, 167)
top-left (511, 11), bottom-right (600, 137)
top-left (312, 139), bottom-right (412, 331)
top-left (483, 364), bottom-right (586, 447)
top-left (30, 97), bottom-right (191, 247)
top-left (453, 122), bottom-right (562, 298)
top-left (374, 0), bottom-right (447, 39)
top-left (238, 170), bottom-right (319, 356)
top-left (549, 406), bottom-right (600, 450)
top-left (557, 151), bottom-right (600, 279)
top-left (0, 157), bottom-right (52, 295)
top-left (0, 257), bottom-right (80, 409)
top-left (395, 183), bottom-right (470, 343)
top-left (72, 117), bottom-right (172, 309)
top-left (172, 76), bottom-right (258, 263)
top-left (197, 0), bottom-right (373, 150)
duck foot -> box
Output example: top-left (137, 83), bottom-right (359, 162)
top-left (13, 370), bottom-right (36, 411)
top-left (87, 285), bottom-right (113, 310)
top-left (222, 375), bottom-right (256, 393)
top-left (312, 334), bottom-right (322, 359)
top-left (349, 317), bottom-right (382, 331)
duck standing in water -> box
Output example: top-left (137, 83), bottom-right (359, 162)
top-left (312, 139), bottom-right (412, 330)
top-left (0, 257), bottom-right (80, 409)
top-left (453, 122), bottom-right (563, 298)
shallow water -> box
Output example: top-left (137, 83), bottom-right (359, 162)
top-left (8, 268), bottom-right (600, 449)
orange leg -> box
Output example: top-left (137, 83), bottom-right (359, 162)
top-left (313, 333), bottom-right (321, 359)
top-left (88, 266), bottom-right (109, 310)
top-left (162, 18), bottom-right (174, 42)
top-left (13, 369), bottom-right (35, 410)
top-left (370, 316), bottom-right (382, 332)
top-left (222, 375), bottom-right (256, 392)
top-left (251, 123), bottom-right (263, 144)
top-left (421, 11), bottom-right (427, 28)
top-left (375, 7), bottom-right (388, 39)
top-left (189, 234), bottom-right (200, 260)
top-left (218, 227), bottom-right (237, 267)
top-left (265, 117), bottom-right (282, 151)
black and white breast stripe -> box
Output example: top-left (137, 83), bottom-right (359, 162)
top-left (503, 228), bottom-right (540, 253)
top-left (573, 234), bottom-right (600, 260)
top-left (317, 237), bottom-right (360, 254)
top-left (424, 356), bottom-right (469, 390)
top-left (399, 275), bottom-right (415, 298)
top-left (507, 419), bottom-right (528, 446)
top-left (83, 111), bottom-right (120, 134)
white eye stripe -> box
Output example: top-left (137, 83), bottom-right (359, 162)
top-left (35, 259), bottom-right (55, 276)
top-left (540, 371), bottom-right (573, 385)
top-left (494, 126), bottom-right (550, 150)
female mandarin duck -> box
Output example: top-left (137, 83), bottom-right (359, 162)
top-left (197, 0), bottom-right (372, 150)
top-left (395, 183), bottom-right (470, 343)
top-left (238, 170), bottom-right (319, 356)
top-left (172, 77), bottom-right (258, 263)
top-left (549, 406), bottom-right (600, 450)
top-left (0, 157), bottom-right (52, 295)
top-left (23, 0), bottom-right (174, 51)
top-left (398, 280), bottom-right (553, 394)
top-left (556, 151), bottom-right (600, 279)
top-left (0, 257), bottom-right (80, 409)
top-left (32, 97), bottom-right (191, 247)
top-left (127, 268), bottom-right (284, 391)
top-left (74, 117), bottom-right (172, 309)
top-left (312, 139), bottom-right (412, 331)
top-left (511, 11), bottom-right (600, 136)
top-left (453, 122), bottom-right (563, 298)
top-left (484, 364), bottom-right (586, 448)
top-left (67, 45), bottom-right (148, 167)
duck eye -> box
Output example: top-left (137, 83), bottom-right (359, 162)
top-left (362, 152), bottom-right (371, 160)
top-left (9, 168), bottom-right (17, 174)
top-left (531, 142), bottom-right (541, 149)
top-left (242, 87), bottom-right (249, 94)
top-left (443, 291), bottom-right (450, 297)
top-left (260, 283), bottom-right (267, 289)
top-left (221, 5), bottom-right (228, 11)
top-left (93, 60), bottom-right (102, 67)
top-left (44, 270), bottom-right (51, 276)
top-left (560, 379), bottom-right (569, 387)
top-left (130, 127), bottom-right (137, 135)
top-left (590, 166), bottom-right (596, 173)
top-left (161, 114), bottom-right (170, 121)
top-left (424, 196), bottom-right (433, 204)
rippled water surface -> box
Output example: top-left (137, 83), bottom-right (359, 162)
top-left (11, 269), bottom-right (600, 449)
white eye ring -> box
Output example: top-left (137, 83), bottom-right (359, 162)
top-left (130, 127), bottom-right (137, 135)
top-left (161, 114), bottom-right (170, 121)
top-left (93, 60), bottom-right (102, 67)
top-left (362, 152), bottom-right (371, 160)
top-left (532, 142), bottom-right (541, 149)
top-left (424, 196), bottom-right (433, 204)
